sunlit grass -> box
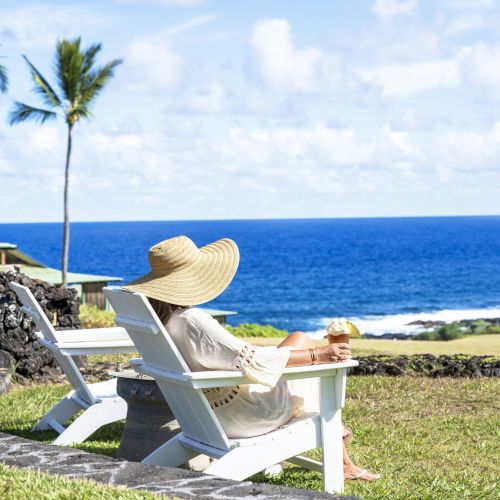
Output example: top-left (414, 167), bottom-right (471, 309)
top-left (245, 333), bottom-right (500, 356)
top-left (0, 376), bottom-right (498, 498)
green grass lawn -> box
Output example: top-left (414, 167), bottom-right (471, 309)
top-left (246, 333), bottom-right (500, 356)
top-left (0, 376), bottom-right (498, 499)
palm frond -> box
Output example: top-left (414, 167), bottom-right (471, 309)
top-left (81, 43), bottom-right (102, 75)
top-left (81, 59), bottom-right (122, 104)
top-left (55, 38), bottom-right (83, 104)
top-left (0, 63), bottom-right (7, 93)
top-left (22, 55), bottom-right (61, 108)
top-left (9, 101), bottom-right (57, 125)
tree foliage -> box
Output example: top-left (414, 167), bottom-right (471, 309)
top-left (9, 38), bottom-right (122, 127)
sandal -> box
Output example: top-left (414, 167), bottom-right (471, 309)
top-left (345, 469), bottom-right (381, 481)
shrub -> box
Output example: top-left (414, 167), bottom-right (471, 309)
top-left (414, 322), bottom-right (465, 341)
top-left (414, 321), bottom-right (500, 341)
top-left (79, 304), bottom-right (116, 328)
top-left (226, 323), bottom-right (288, 338)
top-left (470, 321), bottom-right (500, 334)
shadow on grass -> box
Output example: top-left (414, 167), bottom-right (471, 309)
top-left (251, 465), bottom-right (323, 491)
top-left (0, 421), bottom-right (124, 459)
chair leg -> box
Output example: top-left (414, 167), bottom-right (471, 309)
top-left (204, 446), bottom-right (263, 481)
top-left (142, 434), bottom-right (199, 467)
top-left (204, 433), bottom-right (317, 482)
top-left (320, 374), bottom-right (345, 494)
top-left (53, 400), bottom-right (128, 446)
top-left (32, 396), bottom-right (83, 432)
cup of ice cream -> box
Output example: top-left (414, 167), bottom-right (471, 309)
top-left (326, 317), bottom-right (359, 344)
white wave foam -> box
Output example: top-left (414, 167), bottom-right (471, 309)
top-left (306, 307), bottom-right (500, 339)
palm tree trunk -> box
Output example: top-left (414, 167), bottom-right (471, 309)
top-left (61, 124), bottom-right (73, 287)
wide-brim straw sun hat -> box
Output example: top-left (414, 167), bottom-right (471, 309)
top-left (123, 235), bottom-right (239, 306)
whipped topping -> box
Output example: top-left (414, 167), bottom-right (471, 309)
top-left (326, 317), bottom-right (351, 336)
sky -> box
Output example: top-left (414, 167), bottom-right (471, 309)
top-left (0, 0), bottom-right (499, 222)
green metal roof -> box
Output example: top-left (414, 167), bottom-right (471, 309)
top-left (0, 242), bottom-right (46, 267)
top-left (0, 242), bottom-right (122, 285)
top-left (15, 265), bottom-right (122, 285)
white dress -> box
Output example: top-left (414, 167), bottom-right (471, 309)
top-left (166, 307), bottom-right (319, 438)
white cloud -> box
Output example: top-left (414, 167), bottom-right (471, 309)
top-left (459, 43), bottom-right (500, 97)
top-left (359, 58), bottom-right (460, 97)
top-left (120, 13), bottom-right (220, 94)
top-left (435, 123), bottom-right (500, 169)
top-left (443, 0), bottom-right (495, 10)
top-left (124, 38), bottom-right (183, 92)
top-left (444, 14), bottom-right (483, 36)
top-left (2, 118), bottom-right (500, 221)
top-left (185, 80), bottom-right (225, 113)
top-left (250, 18), bottom-right (350, 94)
top-left (29, 126), bottom-right (62, 154)
top-left (0, 4), bottom-right (98, 48)
top-left (372, 0), bottom-right (418, 19)
top-left (159, 13), bottom-right (219, 37)
top-left (372, 33), bottom-right (441, 63)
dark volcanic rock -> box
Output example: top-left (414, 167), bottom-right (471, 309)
top-left (0, 350), bottom-right (11, 369)
top-left (351, 354), bottom-right (500, 378)
top-left (406, 320), bottom-right (446, 328)
top-left (0, 268), bottom-right (80, 383)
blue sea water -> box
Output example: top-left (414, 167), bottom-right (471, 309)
top-left (2, 217), bottom-right (500, 335)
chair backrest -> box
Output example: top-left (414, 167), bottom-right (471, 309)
top-left (9, 282), bottom-right (96, 405)
top-left (104, 287), bottom-right (231, 450)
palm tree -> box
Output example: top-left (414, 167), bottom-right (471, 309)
top-left (0, 51), bottom-right (8, 93)
top-left (9, 38), bottom-right (122, 286)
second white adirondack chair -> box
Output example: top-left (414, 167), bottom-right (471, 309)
top-left (104, 286), bottom-right (358, 494)
top-left (10, 282), bottom-right (137, 446)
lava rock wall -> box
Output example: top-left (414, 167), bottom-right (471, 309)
top-left (0, 268), bottom-right (80, 383)
top-left (352, 354), bottom-right (500, 377)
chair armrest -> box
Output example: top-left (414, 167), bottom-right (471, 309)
top-left (37, 335), bottom-right (137, 357)
top-left (54, 327), bottom-right (131, 344)
top-left (135, 359), bottom-right (359, 389)
top-left (55, 340), bottom-right (137, 355)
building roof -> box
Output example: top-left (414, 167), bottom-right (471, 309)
top-left (1, 242), bottom-right (122, 285)
top-left (0, 243), bottom-right (45, 267)
top-left (14, 265), bottom-right (122, 285)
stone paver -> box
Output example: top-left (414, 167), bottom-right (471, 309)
top-left (0, 433), bottom-right (358, 499)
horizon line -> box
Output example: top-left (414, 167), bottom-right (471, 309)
top-left (1, 214), bottom-right (499, 225)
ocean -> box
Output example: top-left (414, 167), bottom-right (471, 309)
top-left (2, 217), bottom-right (500, 337)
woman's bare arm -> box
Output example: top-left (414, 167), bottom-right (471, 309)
top-left (286, 343), bottom-right (351, 367)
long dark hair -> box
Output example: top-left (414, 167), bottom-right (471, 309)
top-left (148, 297), bottom-right (183, 325)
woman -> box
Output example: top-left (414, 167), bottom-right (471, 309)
top-left (125, 235), bottom-right (380, 481)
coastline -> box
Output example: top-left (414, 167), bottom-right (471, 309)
top-left (306, 310), bottom-right (500, 339)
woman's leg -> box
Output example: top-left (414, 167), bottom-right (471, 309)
top-left (277, 331), bottom-right (316, 349)
top-left (343, 442), bottom-right (381, 481)
top-left (278, 332), bottom-right (380, 480)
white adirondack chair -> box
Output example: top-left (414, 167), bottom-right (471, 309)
top-left (104, 286), bottom-right (358, 494)
top-left (10, 282), bottom-right (137, 446)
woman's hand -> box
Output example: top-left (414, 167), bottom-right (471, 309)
top-left (285, 342), bottom-right (351, 367)
top-left (315, 343), bottom-right (351, 363)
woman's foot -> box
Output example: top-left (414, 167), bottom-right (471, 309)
top-left (344, 465), bottom-right (381, 481)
